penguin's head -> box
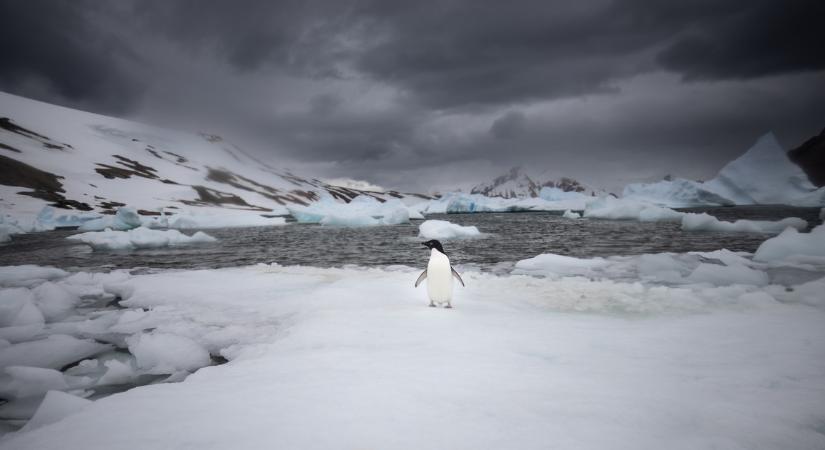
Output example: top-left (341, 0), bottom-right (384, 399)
top-left (421, 239), bottom-right (445, 254)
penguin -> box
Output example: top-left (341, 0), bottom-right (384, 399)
top-left (415, 239), bottom-right (465, 308)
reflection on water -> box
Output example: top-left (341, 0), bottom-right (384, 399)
top-left (0, 206), bottom-right (821, 272)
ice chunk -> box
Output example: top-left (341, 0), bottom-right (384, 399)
top-left (127, 333), bottom-right (211, 374)
top-left (418, 220), bottom-right (482, 240)
top-left (97, 359), bottom-right (138, 386)
top-left (0, 288), bottom-right (44, 327)
top-left (32, 282), bottom-right (80, 322)
top-left (2, 366), bottom-right (68, 398)
top-left (753, 224), bottom-right (825, 262)
top-left (513, 253), bottom-right (609, 278)
top-left (0, 266), bottom-right (68, 288)
top-left (686, 263), bottom-right (769, 286)
top-left (0, 324), bottom-right (45, 344)
top-left (562, 209), bottom-right (581, 219)
top-left (78, 207), bottom-right (142, 231)
top-left (583, 196), bottom-right (684, 222)
top-left (681, 213), bottom-right (807, 234)
top-left (19, 391), bottom-right (92, 433)
top-left (67, 227), bottom-right (217, 251)
top-left (0, 335), bottom-right (112, 370)
top-left (623, 178), bottom-right (736, 207)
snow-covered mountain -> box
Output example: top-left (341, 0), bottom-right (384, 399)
top-left (623, 133), bottom-right (825, 207)
top-left (0, 92), bottom-right (430, 219)
top-left (470, 167), bottom-right (591, 199)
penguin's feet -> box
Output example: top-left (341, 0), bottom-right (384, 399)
top-left (445, 304), bottom-right (453, 309)
top-left (429, 302), bottom-right (436, 307)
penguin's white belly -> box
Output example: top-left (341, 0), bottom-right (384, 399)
top-left (426, 250), bottom-right (453, 303)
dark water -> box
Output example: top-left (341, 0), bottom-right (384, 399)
top-left (0, 206), bottom-right (821, 272)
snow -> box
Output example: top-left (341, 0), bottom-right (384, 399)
top-left (288, 195), bottom-right (411, 227)
top-left (0, 260), bottom-right (824, 449)
top-left (418, 220), bottom-right (482, 240)
top-left (623, 133), bottom-right (825, 207)
top-left (126, 333), bottom-right (211, 375)
top-left (582, 196), bottom-right (684, 221)
top-left (681, 212), bottom-right (808, 234)
top-left (78, 207), bottom-right (142, 232)
top-left (67, 227), bottom-right (217, 251)
top-left (0, 91), bottom-right (420, 225)
top-left (514, 253), bottom-right (609, 278)
top-left (753, 224), bottom-right (825, 262)
top-left (19, 391), bottom-right (92, 433)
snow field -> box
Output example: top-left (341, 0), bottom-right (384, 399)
top-left (0, 250), bottom-right (824, 448)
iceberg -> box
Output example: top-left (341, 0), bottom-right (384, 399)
top-left (425, 192), bottom-right (588, 214)
top-left (288, 194), bottom-right (411, 226)
top-left (78, 207), bottom-right (142, 232)
top-left (143, 210), bottom-right (287, 229)
top-left (418, 220), bottom-right (482, 240)
top-left (67, 227), bottom-right (217, 251)
top-left (623, 133), bottom-right (825, 207)
top-left (582, 196), bottom-right (684, 222)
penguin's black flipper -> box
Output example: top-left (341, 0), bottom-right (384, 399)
top-left (451, 267), bottom-right (465, 287)
top-left (414, 270), bottom-right (428, 287)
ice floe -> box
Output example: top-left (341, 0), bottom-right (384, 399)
top-left (418, 220), bottom-right (482, 240)
top-left (753, 224), bottom-right (825, 263)
top-left (681, 212), bottom-right (807, 233)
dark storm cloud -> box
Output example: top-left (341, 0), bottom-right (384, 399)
top-left (0, 0), bottom-right (145, 114)
top-left (490, 111), bottom-right (527, 140)
top-left (2, 0), bottom-right (824, 191)
top-left (657, 0), bottom-right (825, 80)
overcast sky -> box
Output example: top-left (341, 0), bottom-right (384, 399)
top-left (2, 0), bottom-right (824, 192)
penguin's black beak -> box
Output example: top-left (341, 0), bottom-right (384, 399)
top-left (421, 242), bottom-right (429, 249)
